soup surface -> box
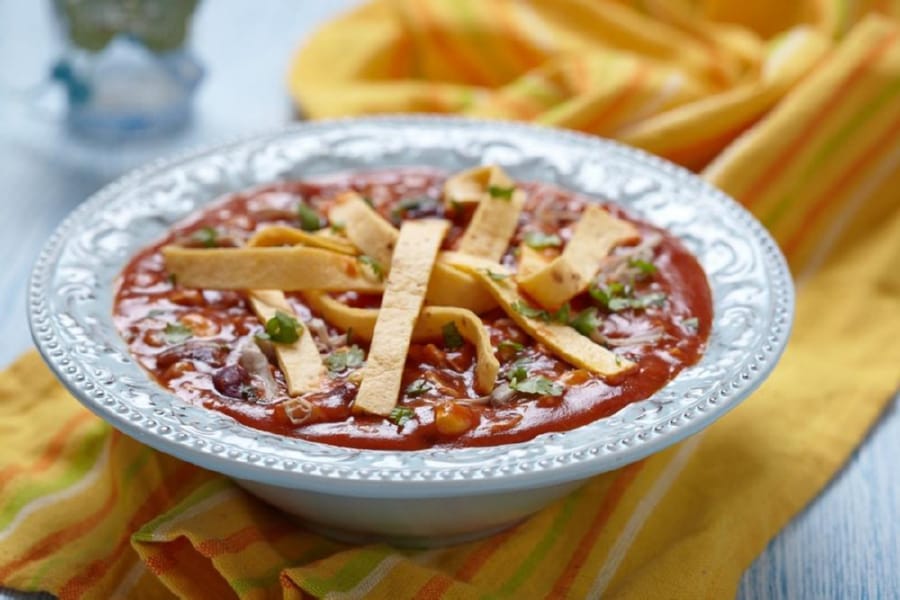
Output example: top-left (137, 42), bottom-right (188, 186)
top-left (114, 167), bottom-right (712, 450)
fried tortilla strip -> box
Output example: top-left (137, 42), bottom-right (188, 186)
top-left (443, 165), bottom-right (515, 210)
top-left (162, 246), bottom-right (384, 292)
top-left (517, 206), bottom-right (639, 309)
top-left (329, 192), bottom-right (398, 265)
top-left (354, 219), bottom-right (450, 416)
top-left (247, 290), bottom-right (324, 395)
top-left (326, 191), bottom-right (496, 312)
top-left (516, 244), bottom-right (551, 279)
top-left (247, 225), bottom-right (357, 255)
top-left (456, 181), bottom-right (524, 262)
top-left (444, 252), bottom-right (635, 378)
top-left (302, 293), bottom-right (498, 394)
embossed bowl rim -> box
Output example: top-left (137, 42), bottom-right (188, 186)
top-left (29, 116), bottom-right (794, 497)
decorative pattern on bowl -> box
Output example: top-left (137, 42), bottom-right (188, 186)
top-left (29, 116), bottom-right (794, 497)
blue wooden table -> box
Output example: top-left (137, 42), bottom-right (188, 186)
top-left (1, 2), bottom-right (897, 598)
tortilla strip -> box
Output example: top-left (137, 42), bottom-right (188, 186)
top-left (517, 206), bottom-right (639, 309)
top-left (516, 244), bottom-right (551, 279)
top-left (329, 192), bottom-right (398, 265)
top-left (247, 290), bottom-right (324, 395)
top-left (456, 184), bottom-right (524, 262)
top-left (443, 252), bottom-right (635, 378)
top-left (325, 191), bottom-right (496, 312)
top-left (247, 225), bottom-right (357, 255)
top-left (443, 165), bottom-right (515, 210)
top-left (162, 246), bottom-right (384, 292)
top-left (301, 293), bottom-right (498, 394)
top-left (354, 219), bottom-right (450, 416)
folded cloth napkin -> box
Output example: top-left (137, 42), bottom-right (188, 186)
top-left (2, 1), bottom-right (899, 598)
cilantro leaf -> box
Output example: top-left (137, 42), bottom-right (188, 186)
top-left (552, 303), bottom-right (571, 324)
top-left (487, 185), bottom-right (515, 200)
top-left (325, 345), bottom-right (366, 373)
top-left (511, 300), bottom-right (551, 321)
top-left (523, 231), bottom-right (562, 249)
top-left (507, 362), bottom-right (529, 383)
top-left (482, 268), bottom-right (509, 281)
top-left (265, 311), bottom-right (303, 344)
top-left (163, 322), bottom-right (193, 344)
top-left (570, 307), bottom-right (601, 336)
top-left (442, 321), bottom-right (464, 350)
top-left (497, 340), bottom-right (524, 355)
top-left (511, 375), bottom-right (564, 396)
top-left (628, 258), bottom-right (657, 276)
top-left (405, 379), bottom-right (431, 397)
top-left (357, 255), bottom-right (385, 281)
top-left (297, 203), bottom-right (322, 231)
top-left (192, 226), bottom-right (218, 248)
top-left (680, 316), bottom-right (699, 333)
top-left (388, 406), bottom-right (415, 426)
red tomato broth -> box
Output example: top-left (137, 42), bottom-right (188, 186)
top-left (114, 168), bottom-right (712, 450)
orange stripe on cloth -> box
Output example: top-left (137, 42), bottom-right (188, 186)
top-left (0, 412), bottom-right (94, 483)
top-left (453, 525), bottom-right (520, 582)
top-left (0, 433), bottom-right (125, 581)
top-left (413, 572), bottom-right (456, 599)
top-left (197, 522), bottom-right (293, 559)
top-left (492, 0), bottom-right (548, 70)
top-left (580, 64), bottom-right (650, 134)
top-left (741, 29), bottom-right (899, 208)
top-left (54, 462), bottom-right (201, 600)
top-left (783, 105), bottom-right (900, 256)
top-left (545, 460), bottom-right (646, 599)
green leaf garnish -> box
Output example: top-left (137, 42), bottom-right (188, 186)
top-left (507, 362), bottom-right (529, 383)
top-left (357, 255), bottom-right (385, 281)
top-left (325, 345), bottom-right (366, 373)
top-left (511, 300), bottom-right (551, 322)
top-left (388, 406), bottom-right (415, 426)
top-left (590, 282), bottom-right (665, 312)
top-left (167, 273), bottom-right (177, 285)
top-left (628, 258), bottom-right (657, 276)
top-left (482, 269), bottom-right (509, 282)
top-left (523, 231), bottom-right (562, 249)
top-left (192, 226), bottom-right (218, 248)
top-left (511, 375), bottom-right (564, 396)
top-left (442, 321), bottom-right (464, 350)
top-left (330, 221), bottom-right (346, 234)
top-left (163, 322), bottom-right (193, 344)
top-left (570, 307), bottom-right (601, 336)
top-left (487, 185), bottom-right (515, 200)
top-left (297, 203), bottom-right (322, 231)
top-left (552, 303), bottom-right (571, 324)
top-left (405, 379), bottom-right (431, 397)
top-left (265, 311), bottom-right (303, 344)
top-left (497, 340), bottom-right (524, 355)
top-left (680, 316), bottom-right (699, 332)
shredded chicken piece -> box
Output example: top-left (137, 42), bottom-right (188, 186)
top-left (591, 327), bottom-right (666, 347)
top-left (306, 317), bottom-right (340, 353)
top-left (463, 381), bottom-right (516, 408)
top-left (238, 342), bottom-right (278, 400)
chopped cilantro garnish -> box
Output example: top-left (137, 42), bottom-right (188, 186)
top-left (511, 300), bottom-right (551, 321)
top-left (357, 255), bottom-right (385, 281)
top-left (163, 322), bottom-right (193, 344)
top-left (297, 203), bottom-right (322, 231)
top-left (363, 196), bottom-right (375, 207)
top-left (405, 379), bottom-right (431, 397)
top-left (147, 309), bottom-right (166, 318)
top-left (449, 199), bottom-right (463, 215)
top-left (265, 311), bottom-right (303, 344)
top-left (167, 273), bottom-right (177, 285)
top-left (523, 231), bottom-right (562, 249)
top-left (628, 258), bottom-right (657, 276)
top-left (388, 406), bottom-right (415, 426)
top-left (442, 321), bottom-right (464, 350)
top-left (552, 303), bottom-right (571, 324)
top-left (511, 375), bottom-right (564, 396)
top-left (570, 307), bottom-right (601, 336)
top-left (507, 362), bottom-right (529, 383)
top-left (483, 269), bottom-right (509, 282)
top-left (680, 316), bottom-right (699, 332)
top-left (487, 185), bottom-right (515, 200)
top-left (192, 226), bottom-right (218, 248)
top-left (497, 340), bottom-right (524, 354)
top-left (325, 345), bottom-right (366, 373)
top-left (590, 282), bottom-right (665, 312)
top-left (390, 196), bottom-right (437, 223)
top-left (330, 221), bottom-right (346, 234)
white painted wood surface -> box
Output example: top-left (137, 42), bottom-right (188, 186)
top-left (0, 2), bottom-right (897, 598)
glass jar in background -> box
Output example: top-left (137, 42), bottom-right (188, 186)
top-left (51, 0), bottom-right (203, 140)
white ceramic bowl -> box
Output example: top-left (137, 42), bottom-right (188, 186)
top-left (29, 117), bottom-right (793, 546)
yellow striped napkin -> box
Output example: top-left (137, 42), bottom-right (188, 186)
top-left (2, 1), bottom-right (899, 598)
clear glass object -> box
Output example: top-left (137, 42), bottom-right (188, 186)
top-left (51, 0), bottom-right (203, 140)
